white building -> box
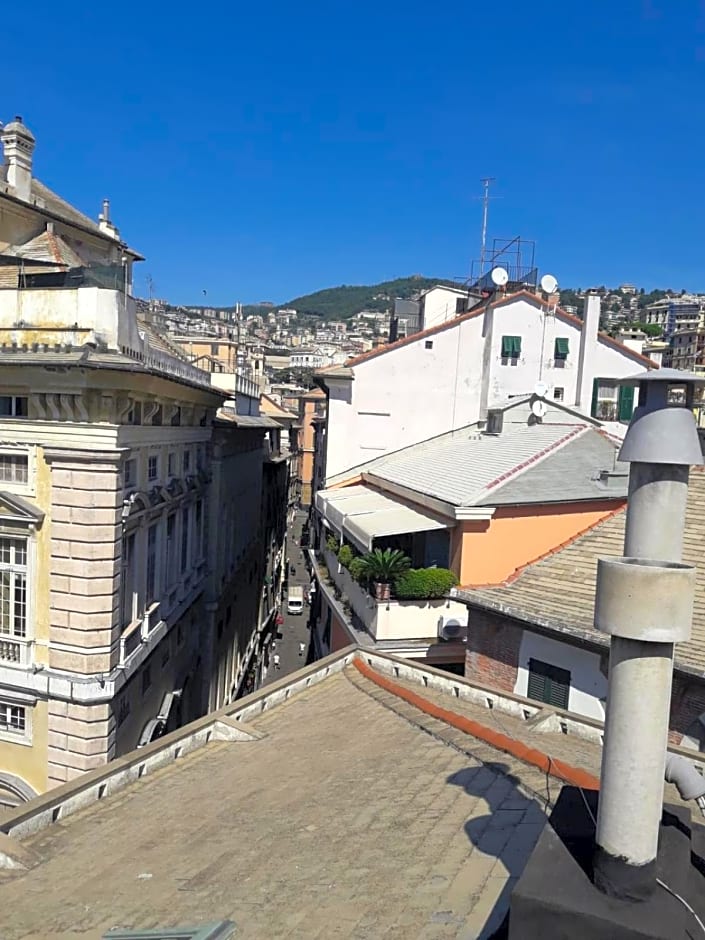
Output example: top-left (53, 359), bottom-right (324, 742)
top-left (418, 284), bottom-right (472, 329)
top-left (317, 291), bottom-right (655, 482)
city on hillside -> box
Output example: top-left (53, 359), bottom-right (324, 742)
top-left (2, 117), bottom-right (705, 939)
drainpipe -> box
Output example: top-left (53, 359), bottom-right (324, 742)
top-left (593, 369), bottom-right (704, 900)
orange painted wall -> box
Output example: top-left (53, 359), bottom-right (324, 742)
top-left (458, 500), bottom-right (625, 587)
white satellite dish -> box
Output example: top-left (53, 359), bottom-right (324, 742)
top-left (540, 273), bottom-right (558, 294)
top-left (534, 381), bottom-right (548, 398)
top-left (531, 399), bottom-right (547, 418)
top-left (490, 266), bottom-right (509, 287)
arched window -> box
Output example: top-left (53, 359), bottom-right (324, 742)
top-left (0, 771), bottom-right (36, 809)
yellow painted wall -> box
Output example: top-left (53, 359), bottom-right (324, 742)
top-left (0, 699), bottom-right (48, 796)
top-left (457, 500), bottom-right (625, 587)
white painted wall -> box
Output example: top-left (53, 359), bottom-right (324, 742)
top-left (421, 286), bottom-right (468, 329)
top-left (513, 630), bottom-right (607, 721)
top-left (324, 295), bottom-right (648, 482)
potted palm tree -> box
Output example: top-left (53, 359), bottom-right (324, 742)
top-left (359, 548), bottom-right (411, 601)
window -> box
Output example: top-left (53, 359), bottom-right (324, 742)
top-left (122, 532), bottom-right (136, 628)
top-left (124, 458), bottom-right (136, 490)
top-left (554, 337), bottom-right (569, 361)
top-left (183, 450), bottom-right (191, 474)
top-left (161, 641), bottom-right (170, 668)
top-left (0, 396), bottom-right (28, 418)
top-left (0, 702), bottom-right (26, 735)
top-left (527, 658), bottom-right (570, 710)
top-left (455, 297), bottom-right (466, 314)
top-left (501, 336), bottom-right (521, 361)
top-left (591, 380), bottom-right (623, 421)
top-left (148, 455), bottom-right (159, 482)
top-left (211, 343), bottom-right (219, 356)
top-left (170, 406), bottom-right (181, 427)
top-left (146, 525), bottom-right (158, 605)
top-left (196, 446), bottom-right (204, 471)
top-left (180, 506), bottom-right (190, 572)
top-left (167, 453), bottom-right (176, 478)
top-left (142, 664), bottom-right (151, 694)
top-left (116, 696), bottom-right (130, 728)
top-left (166, 514), bottom-right (177, 587)
top-left (0, 539), bottom-right (27, 642)
top-left (553, 387), bottom-right (564, 401)
top-left (0, 453), bottom-right (28, 484)
top-left (424, 340), bottom-right (434, 350)
top-left (152, 406), bottom-right (163, 427)
top-left (193, 500), bottom-right (203, 562)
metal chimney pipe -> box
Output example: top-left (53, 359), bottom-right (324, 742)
top-left (593, 369), bottom-right (704, 901)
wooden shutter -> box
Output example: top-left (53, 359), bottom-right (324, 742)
top-left (591, 378), bottom-right (599, 418)
top-left (618, 384), bottom-right (635, 422)
top-left (527, 658), bottom-right (571, 709)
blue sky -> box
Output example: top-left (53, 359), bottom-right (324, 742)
top-left (6, 1), bottom-right (705, 304)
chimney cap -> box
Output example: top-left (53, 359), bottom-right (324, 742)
top-left (619, 368), bottom-right (705, 387)
top-left (2, 116), bottom-right (35, 142)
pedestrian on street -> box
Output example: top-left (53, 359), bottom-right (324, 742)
top-left (273, 653), bottom-right (280, 669)
top-left (298, 642), bottom-right (305, 657)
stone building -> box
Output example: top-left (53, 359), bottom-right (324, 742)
top-left (0, 116), bottom-right (274, 804)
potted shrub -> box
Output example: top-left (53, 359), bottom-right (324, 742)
top-left (394, 567), bottom-right (458, 600)
top-left (359, 548), bottom-right (411, 601)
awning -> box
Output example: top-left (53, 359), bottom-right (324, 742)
top-left (316, 484), bottom-right (449, 553)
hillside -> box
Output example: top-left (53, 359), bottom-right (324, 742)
top-left (283, 275), bottom-right (455, 320)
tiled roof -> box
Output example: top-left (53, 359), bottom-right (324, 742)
top-left (6, 228), bottom-right (84, 268)
top-left (137, 317), bottom-right (190, 362)
top-left (456, 469), bottom-right (705, 674)
top-left (363, 422), bottom-right (623, 508)
top-left (342, 290), bottom-right (657, 370)
top-left (29, 179), bottom-right (101, 234)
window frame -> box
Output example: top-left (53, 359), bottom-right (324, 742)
top-left (0, 396), bottom-right (28, 418)
top-left (527, 658), bottom-right (570, 710)
top-left (147, 455), bottom-right (159, 483)
top-left (0, 699), bottom-right (31, 746)
top-left (500, 335), bottom-right (521, 361)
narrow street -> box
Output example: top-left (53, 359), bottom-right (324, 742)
top-left (261, 510), bottom-right (313, 687)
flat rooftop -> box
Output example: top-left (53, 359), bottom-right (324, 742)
top-left (0, 666), bottom-right (552, 939)
top-left (0, 653), bottom-right (694, 939)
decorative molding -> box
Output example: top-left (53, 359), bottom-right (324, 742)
top-left (142, 400), bottom-right (160, 424)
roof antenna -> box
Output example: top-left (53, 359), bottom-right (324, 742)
top-left (475, 177), bottom-right (497, 278)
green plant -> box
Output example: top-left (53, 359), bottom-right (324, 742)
top-left (348, 557), bottom-right (366, 583)
top-left (326, 535), bottom-right (339, 553)
top-left (337, 544), bottom-right (354, 568)
top-left (358, 548), bottom-right (411, 584)
top-left (393, 567), bottom-right (458, 600)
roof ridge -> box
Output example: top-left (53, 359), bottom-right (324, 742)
top-left (480, 424), bottom-right (588, 496)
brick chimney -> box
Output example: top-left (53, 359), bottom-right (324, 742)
top-left (1, 116), bottom-right (35, 202)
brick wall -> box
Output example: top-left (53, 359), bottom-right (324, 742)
top-left (465, 608), bottom-right (522, 693)
top-left (669, 674), bottom-right (705, 745)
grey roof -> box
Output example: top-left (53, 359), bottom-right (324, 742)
top-left (30, 179), bottom-right (101, 234)
top-left (479, 429), bottom-right (628, 506)
top-left (363, 422), bottom-right (623, 508)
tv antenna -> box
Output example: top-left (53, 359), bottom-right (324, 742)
top-left (475, 177), bottom-right (499, 276)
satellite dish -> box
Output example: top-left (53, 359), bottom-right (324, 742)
top-left (540, 274), bottom-right (558, 294)
top-left (534, 381), bottom-right (548, 398)
top-left (531, 399), bottom-right (547, 418)
top-left (490, 266), bottom-right (509, 287)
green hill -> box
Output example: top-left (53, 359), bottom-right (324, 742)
top-left (283, 275), bottom-right (455, 320)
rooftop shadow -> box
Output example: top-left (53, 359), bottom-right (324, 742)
top-left (447, 762), bottom-right (548, 940)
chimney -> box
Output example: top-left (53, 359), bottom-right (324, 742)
top-left (98, 197), bottom-right (120, 240)
top-left (1, 116), bottom-right (35, 202)
top-left (575, 292), bottom-right (601, 410)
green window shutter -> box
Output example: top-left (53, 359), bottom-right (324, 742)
top-left (555, 337), bottom-right (569, 359)
top-left (591, 378), bottom-right (599, 418)
top-left (527, 659), bottom-right (571, 709)
top-left (618, 384), bottom-right (635, 422)
top-left (501, 336), bottom-right (522, 358)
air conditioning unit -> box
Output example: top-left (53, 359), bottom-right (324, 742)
top-left (437, 615), bottom-right (467, 642)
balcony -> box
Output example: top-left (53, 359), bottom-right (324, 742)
top-left (0, 636), bottom-right (32, 667)
top-left (320, 547), bottom-right (467, 643)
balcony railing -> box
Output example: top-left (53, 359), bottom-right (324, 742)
top-left (119, 620), bottom-right (142, 665)
top-left (0, 636), bottom-right (32, 666)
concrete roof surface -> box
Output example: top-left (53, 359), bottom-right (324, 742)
top-left (0, 667), bottom-right (554, 940)
top-left (456, 468), bottom-right (705, 674)
top-left (362, 422), bottom-right (623, 507)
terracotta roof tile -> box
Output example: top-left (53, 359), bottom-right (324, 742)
top-left (457, 469), bottom-right (705, 674)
